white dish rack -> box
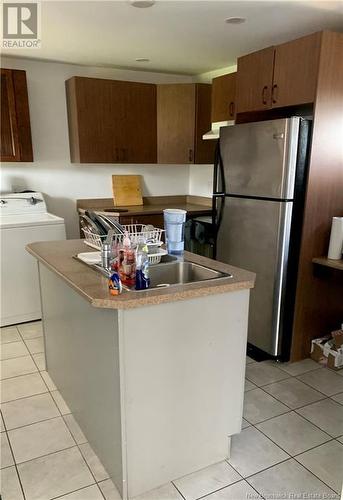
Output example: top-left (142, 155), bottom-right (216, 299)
top-left (82, 224), bottom-right (167, 265)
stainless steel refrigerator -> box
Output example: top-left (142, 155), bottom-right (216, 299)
top-left (213, 117), bottom-right (311, 360)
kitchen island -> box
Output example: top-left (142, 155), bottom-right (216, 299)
top-left (27, 240), bottom-right (255, 499)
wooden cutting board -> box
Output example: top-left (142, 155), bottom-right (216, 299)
top-left (112, 175), bottom-right (143, 206)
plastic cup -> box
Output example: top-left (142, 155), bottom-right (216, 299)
top-left (163, 209), bottom-right (187, 255)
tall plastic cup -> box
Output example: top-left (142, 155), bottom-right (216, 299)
top-left (163, 209), bottom-right (187, 256)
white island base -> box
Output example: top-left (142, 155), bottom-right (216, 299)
top-left (39, 264), bottom-right (249, 499)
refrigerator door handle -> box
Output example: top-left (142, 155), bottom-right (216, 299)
top-left (213, 140), bottom-right (226, 195)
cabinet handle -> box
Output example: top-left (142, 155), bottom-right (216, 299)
top-left (115, 147), bottom-right (119, 161)
top-left (272, 84), bottom-right (278, 104)
top-left (262, 86), bottom-right (268, 105)
top-left (188, 148), bottom-right (193, 162)
top-left (229, 101), bottom-right (235, 117)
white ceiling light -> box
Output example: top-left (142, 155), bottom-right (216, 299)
top-left (225, 17), bottom-right (246, 24)
top-left (130, 0), bottom-right (155, 8)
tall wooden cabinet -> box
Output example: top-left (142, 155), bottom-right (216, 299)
top-left (211, 72), bottom-right (236, 122)
top-left (157, 83), bottom-right (215, 164)
top-left (66, 77), bottom-right (157, 163)
top-left (234, 30), bottom-right (343, 361)
top-left (1, 69), bottom-right (33, 162)
top-left (236, 32), bottom-right (321, 113)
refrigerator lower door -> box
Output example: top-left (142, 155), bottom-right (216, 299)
top-left (217, 197), bottom-right (293, 356)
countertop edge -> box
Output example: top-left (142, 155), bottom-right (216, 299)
top-left (27, 241), bottom-right (255, 310)
top-left (26, 245), bottom-right (95, 306)
top-left (90, 279), bottom-right (255, 310)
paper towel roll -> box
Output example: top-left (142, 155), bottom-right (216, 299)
top-left (328, 217), bottom-right (343, 260)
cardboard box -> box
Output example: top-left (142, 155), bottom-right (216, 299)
top-left (332, 328), bottom-right (343, 349)
top-left (311, 334), bottom-right (343, 370)
top-left (310, 336), bottom-right (331, 365)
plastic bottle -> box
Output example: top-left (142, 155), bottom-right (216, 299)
top-left (118, 232), bottom-right (136, 287)
top-left (135, 238), bottom-right (150, 290)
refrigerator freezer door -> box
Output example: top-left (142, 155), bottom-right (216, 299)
top-left (220, 117), bottom-right (300, 199)
top-left (216, 197), bottom-right (293, 356)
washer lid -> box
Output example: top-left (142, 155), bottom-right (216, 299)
top-left (0, 212), bottom-right (65, 229)
top-left (0, 192), bottom-right (47, 215)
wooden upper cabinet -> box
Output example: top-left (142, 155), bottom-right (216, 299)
top-left (157, 83), bottom-right (215, 164)
top-left (1, 69), bottom-right (33, 162)
top-left (272, 32), bottom-right (321, 108)
top-left (236, 32), bottom-right (322, 114)
top-left (236, 47), bottom-right (275, 113)
top-left (157, 84), bottom-right (195, 164)
top-left (211, 72), bottom-right (237, 122)
top-left (66, 77), bottom-right (157, 163)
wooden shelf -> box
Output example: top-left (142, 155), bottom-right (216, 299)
top-left (312, 257), bottom-right (343, 271)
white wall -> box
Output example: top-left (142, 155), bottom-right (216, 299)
top-left (1, 57), bottom-right (194, 237)
top-left (189, 165), bottom-right (213, 198)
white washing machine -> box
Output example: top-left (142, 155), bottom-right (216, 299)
top-left (0, 192), bottom-right (66, 326)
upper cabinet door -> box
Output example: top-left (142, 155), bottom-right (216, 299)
top-left (157, 84), bottom-right (196, 164)
top-left (157, 83), bottom-right (215, 164)
top-left (194, 84), bottom-right (216, 164)
top-left (211, 72), bottom-right (237, 122)
top-left (121, 82), bottom-right (157, 163)
top-left (272, 33), bottom-right (321, 109)
top-left (236, 47), bottom-right (275, 114)
top-left (66, 77), bottom-right (156, 163)
top-left (1, 69), bottom-right (33, 162)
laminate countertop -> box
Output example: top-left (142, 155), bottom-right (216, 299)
top-left (26, 240), bottom-right (255, 310)
top-left (76, 195), bottom-right (212, 217)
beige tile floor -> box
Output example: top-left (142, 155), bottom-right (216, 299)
top-left (1, 321), bottom-right (343, 500)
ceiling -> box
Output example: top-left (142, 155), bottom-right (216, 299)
top-left (3, 0), bottom-right (343, 75)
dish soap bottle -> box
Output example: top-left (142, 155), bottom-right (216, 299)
top-left (135, 238), bottom-right (150, 290)
top-left (118, 232), bottom-right (136, 288)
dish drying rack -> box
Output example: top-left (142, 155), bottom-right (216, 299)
top-left (82, 224), bottom-right (167, 264)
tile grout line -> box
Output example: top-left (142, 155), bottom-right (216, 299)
top-left (11, 443), bottom-right (83, 468)
top-left (243, 363), bottom-right (343, 492)
top-left (229, 455), bottom-right (292, 487)
top-left (243, 368), bottom-right (339, 491)
top-left (292, 406), bottom-right (342, 439)
top-left (4, 414), bottom-right (68, 433)
top-left (1, 389), bottom-right (49, 405)
top-left (3, 426), bottom-right (27, 500)
top-left (245, 371), bottom-right (342, 442)
top-left (1, 367), bottom-right (39, 382)
top-left (292, 454), bottom-right (340, 495)
top-left (75, 440), bottom-right (110, 487)
top-left (256, 383), bottom-right (327, 413)
top-left (247, 362), bottom-right (343, 398)
top-left (246, 370), bottom-right (343, 436)
top-left (5, 353), bottom-right (106, 500)
top-left (1, 353), bottom-right (33, 363)
top-left (171, 481), bottom-right (188, 500)
top-left (252, 419), bottom-right (335, 459)
top-left (293, 374), bottom-right (343, 398)
top-left (2, 329), bottom-right (110, 497)
top-left (50, 482), bottom-right (106, 500)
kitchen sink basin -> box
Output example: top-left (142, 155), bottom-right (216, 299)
top-left (78, 254), bottom-right (232, 291)
top-left (135, 260), bottom-right (232, 291)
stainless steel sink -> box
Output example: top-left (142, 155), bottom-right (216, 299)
top-left (77, 254), bottom-right (232, 291)
top-left (135, 260), bottom-right (232, 291)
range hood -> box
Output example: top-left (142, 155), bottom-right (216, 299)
top-left (203, 120), bottom-right (235, 140)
